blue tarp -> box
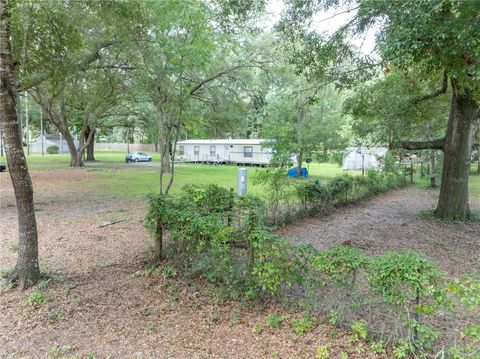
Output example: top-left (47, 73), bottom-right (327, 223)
top-left (287, 167), bottom-right (308, 178)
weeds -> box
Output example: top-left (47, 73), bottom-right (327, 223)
top-left (265, 312), bottom-right (285, 329)
top-left (26, 290), bottom-right (48, 306)
top-left (291, 314), bottom-right (315, 335)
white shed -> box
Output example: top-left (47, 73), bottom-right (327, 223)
top-left (342, 147), bottom-right (388, 171)
top-left (176, 139), bottom-right (273, 166)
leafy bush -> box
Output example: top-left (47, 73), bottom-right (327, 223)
top-left (447, 275), bottom-right (480, 357)
top-left (144, 183), bottom-right (477, 356)
top-left (297, 171), bottom-right (404, 212)
top-left (311, 245), bottom-right (366, 287)
top-left (367, 250), bottom-right (444, 351)
top-left (250, 231), bottom-right (306, 295)
top-left (46, 145), bottom-right (59, 154)
top-left (254, 167), bottom-right (295, 225)
top-left (367, 250), bottom-right (443, 307)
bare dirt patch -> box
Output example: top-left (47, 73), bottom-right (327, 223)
top-left (1, 170), bottom-right (385, 358)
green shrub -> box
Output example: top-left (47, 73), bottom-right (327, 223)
top-left (367, 250), bottom-right (443, 307)
top-left (367, 250), bottom-right (444, 350)
top-left (46, 145), bottom-right (59, 154)
top-left (447, 275), bottom-right (480, 357)
top-left (311, 245), bottom-right (366, 287)
top-left (254, 167), bottom-right (295, 225)
top-left (250, 231), bottom-right (305, 295)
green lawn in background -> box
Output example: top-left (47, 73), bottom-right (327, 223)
top-left (92, 162), bottom-right (351, 197)
top-left (6, 150), bottom-right (479, 203)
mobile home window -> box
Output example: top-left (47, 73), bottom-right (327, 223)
top-left (243, 146), bottom-right (253, 158)
top-left (194, 146), bottom-right (200, 155)
top-left (178, 146), bottom-right (184, 155)
top-left (210, 146), bottom-right (216, 156)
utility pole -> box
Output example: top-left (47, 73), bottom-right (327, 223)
top-left (126, 127), bottom-right (130, 153)
top-left (17, 93), bottom-right (23, 145)
top-left (40, 110), bottom-right (44, 156)
top-left (25, 93), bottom-right (29, 155)
top-left (0, 128), bottom-right (3, 157)
top-left (361, 154), bottom-right (365, 177)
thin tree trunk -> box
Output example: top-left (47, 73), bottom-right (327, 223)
top-left (429, 149), bottom-right (437, 188)
top-left (427, 124), bottom-right (437, 188)
top-left (435, 80), bottom-right (477, 220)
top-left (156, 104), bottom-right (171, 175)
top-left (154, 220), bottom-right (163, 262)
top-left (297, 150), bottom-right (304, 178)
top-left (0, 0), bottom-right (40, 288)
top-left (165, 123), bottom-right (180, 194)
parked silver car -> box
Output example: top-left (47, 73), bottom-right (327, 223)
top-left (126, 151), bottom-right (152, 163)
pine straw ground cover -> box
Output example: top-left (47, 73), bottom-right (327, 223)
top-left (1, 169), bottom-right (479, 358)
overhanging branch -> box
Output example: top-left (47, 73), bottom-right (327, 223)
top-left (189, 62), bottom-right (268, 96)
top-left (390, 138), bottom-right (445, 151)
top-left (411, 70), bottom-right (448, 104)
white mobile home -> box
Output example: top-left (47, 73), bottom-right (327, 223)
top-left (176, 139), bottom-right (273, 166)
top-left (342, 147), bottom-right (388, 171)
top-left (30, 134), bottom-right (78, 154)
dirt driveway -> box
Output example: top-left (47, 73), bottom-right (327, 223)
top-left (277, 186), bottom-right (480, 275)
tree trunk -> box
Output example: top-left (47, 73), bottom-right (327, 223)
top-left (155, 104), bottom-right (171, 174)
top-left (0, 0), bottom-right (41, 288)
top-left (154, 220), bottom-right (163, 262)
top-left (297, 150), bottom-right (304, 178)
top-left (61, 128), bottom-right (83, 167)
top-left (426, 123), bottom-right (437, 187)
top-left (85, 126), bottom-right (95, 161)
top-left (435, 81), bottom-right (477, 220)
top-left (429, 149), bottom-right (437, 188)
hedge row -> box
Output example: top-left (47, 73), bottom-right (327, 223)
top-left (145, 184), bottom-right (479, 357)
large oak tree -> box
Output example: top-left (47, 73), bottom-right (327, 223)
top-left (281, 0), bottom-right (480, 219)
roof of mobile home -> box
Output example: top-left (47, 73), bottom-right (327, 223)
top-left (177, 139), bottom-right (270, 145)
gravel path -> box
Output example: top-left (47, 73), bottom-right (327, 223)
top-left (277, 186), bottom-right (480, 275)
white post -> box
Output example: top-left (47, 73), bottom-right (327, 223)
top-left (237, 168), bottom-right (247, 196)
top-left (59, 132), bottom-right (63, 154)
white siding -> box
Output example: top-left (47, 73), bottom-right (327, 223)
top-left (176, 139), bottom-right (273, 165)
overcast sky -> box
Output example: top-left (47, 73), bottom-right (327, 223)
top-left (263, 0), bottom-right (377, 56)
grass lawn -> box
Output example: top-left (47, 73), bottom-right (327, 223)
top-left (91, 162), bottom-right (353, 198)
top-left (5, 150), bottom-right (478, 203)
top-left (15, 150), bottom-right (353, 198)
